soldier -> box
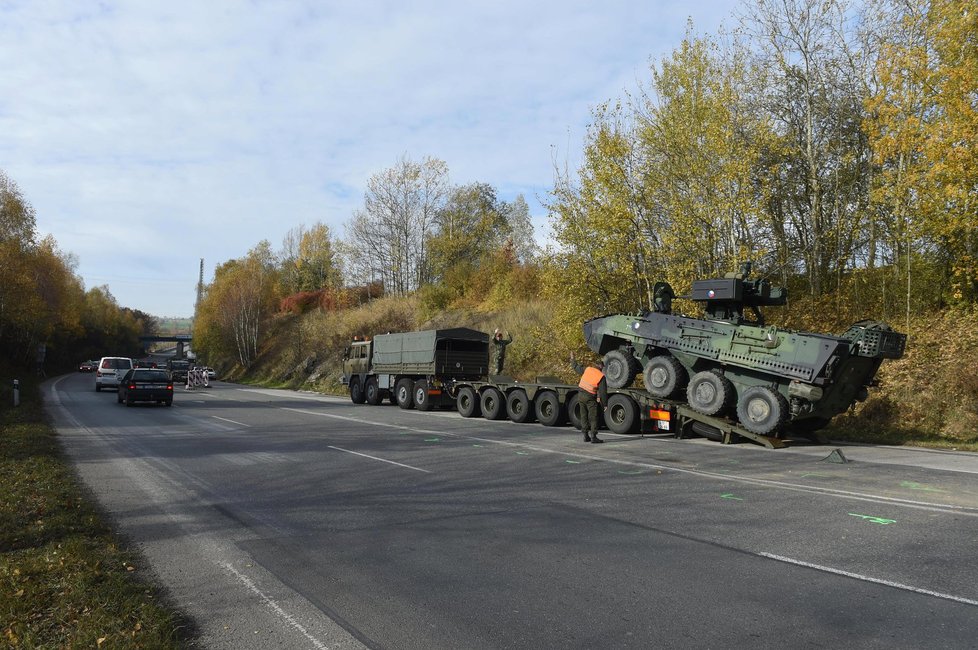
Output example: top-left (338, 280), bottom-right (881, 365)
top-left (490, 328), bottom-right (512, 375)
top-left (570, 352), bottom-right (607, 443)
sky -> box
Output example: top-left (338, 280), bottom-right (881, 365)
top-left (1, 0), bottom-right (742, 317)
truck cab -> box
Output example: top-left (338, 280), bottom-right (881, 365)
top-left (341, 339), bottom-right (373, 384)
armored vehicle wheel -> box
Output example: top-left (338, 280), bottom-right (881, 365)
top-left (566, 392), bottom-right (583, 430)
top-left (365, 377), bottom-right (382, 405)
top-left (457, 386), bottom-right (481, 417)
top-left (605, 393), bottom-right (638, 434)
top-left (534, 391), bottom-right (565, 426)
top-left (603, 349), bottom-right (640, 389)
top-left (481, 387), bottom-right (505, 420)
top-left (643, 356), bottom-right (687, 398)
top-left (395, 378), bottom-right (414, 409)
top-left (506, 389), bottom-right (534, 423)
top-left (736, 386), bottom-right (788, 435)
top-left (350, 378), bottom-right (367, 404)
top-left (413, 380), bottom-right (434, 411)
top-left (687, 370), bottom-right (733, 416)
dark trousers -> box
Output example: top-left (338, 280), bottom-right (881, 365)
top-left (579, 392), bottom-right (599, 435)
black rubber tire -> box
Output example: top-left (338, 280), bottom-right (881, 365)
top-left (165, 400), bottom-right (173, 407)
top-left (395, 378), bottom-right (414, 410)
top-left (690, 421), bottom-right (724, 442)
top-left (506, 390), bottom-right (534, 423)
top-left (457, 386), bottom-right (481, 418)
top-left (534, 391), bottom-right (565, 426)
top-left (642, 356), bottom-right (687, 398)
top-left (96, 384), bottom-right (101, 392)
top-left (736, 386), bottom-right (789, 435)
top-left (605, 393), bottom-right (638, 434)
top-left (603, 349), bottom-right (640, 389)
top-left (414, 380), bottom-right (434, 411)
top-left (365, 377), bottom-right (382, 405)
top-left (566, 392), bottom-right (583, 430)
top-left (686, 369), bottom-right (734, 416)
top-left (480, 387), bottom-right (506, 420)
top-left (350, 378), bottom-right (366, 404)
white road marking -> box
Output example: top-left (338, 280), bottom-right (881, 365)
top-left (220, 562), bottom-right (330, 650)
top-left (328, 446), bottom-right (431, 473)
top-left (212, 415), bottom-right (250, 427)
top-left (759, 553), bottom-right (978, 607)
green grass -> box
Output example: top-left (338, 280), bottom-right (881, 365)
top-left (0, 375), bottom-right (191, 648)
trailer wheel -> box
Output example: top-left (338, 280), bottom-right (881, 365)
top-left (457, 386), bottom-right (481, 417)
top-left (396, 378), bottom-right (414, 410)
top-left (414, 380), bottom-right (434, 411)
top-left (686, 370), bottom-right (733, 416)
top-left (605, 393), bottom-right (638, 434)
top-left (534, 391), bottom-right (565, 426)
top-left (736, 386), bottom-right (788, 435)
top-left (365, 377), bottom-right (382, 405)
top-left (603, 349), bottom-right (640, 389)
top-left (350, 378), bottom-right (366, 404)
top-left (566, 392), bottom-right (583, 430)
top-left (480, 387), bottom-right (505, 420)
top-left (642, 355), bottom-right (687, 398)
top-left (506, 389), bottom-right (535, 423)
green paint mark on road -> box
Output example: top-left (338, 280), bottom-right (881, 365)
top-left (472, 444), bottom-right (484, 448)
top-left (720, 493), bottom-right (744, 501)
top-left (617, 470), bottom-right (643, 475)
top-left (515, 451), bottom-right (529, 455)
top-left (424, 437), bottom-right (440, 442)
top-left (565, 460), bottom-right (581, 464)
top-left (849, 513), bottom-right (897, 525)
top-left (800, 472), bottom-right (831, 478)
top-left (900, 481), bottom-right (945, 493)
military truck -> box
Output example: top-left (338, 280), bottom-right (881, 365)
top-left (582, 263), bottom-right (906, 437)
top-left (341, 328), bottom-right (490, 410)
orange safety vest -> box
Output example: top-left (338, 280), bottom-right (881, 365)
top-left (578, 366), bottom-right (604, 395)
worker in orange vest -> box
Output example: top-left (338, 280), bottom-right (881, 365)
top-left (571, 352), bottom-right (608, 443)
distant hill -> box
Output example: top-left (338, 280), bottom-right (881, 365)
top-left (156, 317), bottom-right (193, 336)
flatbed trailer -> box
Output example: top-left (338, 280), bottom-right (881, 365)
top-left (448, 377), bottom-right (788, 449)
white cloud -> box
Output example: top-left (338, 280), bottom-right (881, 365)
top-left (0, 0), bottom-right (741, 316)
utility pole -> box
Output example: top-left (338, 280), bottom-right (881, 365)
top-left (195, 258), bottom-right (204, 316)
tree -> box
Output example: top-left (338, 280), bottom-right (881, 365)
top-left (345, 155), bottom-right (450, 295)
top-left (280, 222), bottom-right (342, 294)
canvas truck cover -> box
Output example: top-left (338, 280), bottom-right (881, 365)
top-left (372, 328), bottom-right (490, 377)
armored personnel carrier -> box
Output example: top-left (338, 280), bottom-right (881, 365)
top-left (582, 263), bottom-right (906, 436)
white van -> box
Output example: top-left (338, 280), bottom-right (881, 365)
top-left (96, 356), bottom-right (133, 391)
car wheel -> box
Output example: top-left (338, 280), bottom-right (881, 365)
top-left (96, 383), bottom-right (101, 392)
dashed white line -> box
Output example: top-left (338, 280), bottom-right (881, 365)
top-left (328, 446), bottom-right (431, 473)
top-left (212, 415), bottom-right (250, 427)
top-left (759, 553), bottom-right (978, 607)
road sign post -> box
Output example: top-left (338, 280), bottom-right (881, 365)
top-left (13, 379), bottom-right (19, 407)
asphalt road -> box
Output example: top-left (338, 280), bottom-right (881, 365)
top-left (45, 373), bottom-right (978, 649)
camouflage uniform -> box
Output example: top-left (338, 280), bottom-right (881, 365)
top-left (571, 357), bottom-right (608, 443)
top-left (490, 331), bottom-right (512, 375)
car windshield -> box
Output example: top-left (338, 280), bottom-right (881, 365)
top-left (133, 370), bottom-right (168, 381)
top-left (103, 358), bottom-right (131, 369)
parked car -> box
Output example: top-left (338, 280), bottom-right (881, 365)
top-left (205, 367), bottom-right (216, 380)
top-left (117, 368), bottom-right (173, 406)
top-left (78, 360), bottom-right (98, 372)
top-left (95, 357), bottom-right (133, 391)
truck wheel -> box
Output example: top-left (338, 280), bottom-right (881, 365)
top-left (534, 391), bottom-right (565, 426)
top-left (365, 377), bottom-right (382, 405)
top-left (506, 389), bottom-right (534, 423)
top-left (603, 349), bottom-right (640, 389)
top-left (396, 379), bottom-right (414, 409)
top-left (414, 380), bottom-right (434, 411)
top-left (480, 387), bottom-right (505, 420)
top-left (643, 356), bottom-right (687, 398)
top-left (605, 393), bottom-right (638, 434)
top-left (686, 370), bottom-right (733, 416)
top-left (566, 392), bottom-right (583, 430)
top-left (736, 386), bottom-right (788, 435)
top-left (349, 378), bottom-right (366, 404)
top-left (457, 386), bottom-right (481, 417)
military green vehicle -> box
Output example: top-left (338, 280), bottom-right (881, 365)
top-left (583, 263), bottom-right (906, 436)
top-left (341, 328), bottom-right (490, 409)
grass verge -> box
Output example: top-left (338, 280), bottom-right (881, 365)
top-left (0, 374), bottom-right (191, 648)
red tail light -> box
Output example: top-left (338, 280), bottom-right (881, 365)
top-left (128, 384), bottom-right (136, 390)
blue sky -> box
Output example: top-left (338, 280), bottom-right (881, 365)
top-left (1, 0), bottom-right (741, 317)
